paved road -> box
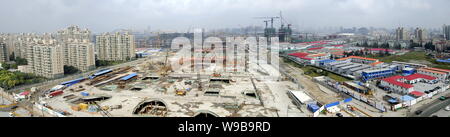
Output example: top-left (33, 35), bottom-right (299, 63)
top-left (432, 108), bottom-right (450, 117)
top-left (409, 97), bottom-right (450, 117)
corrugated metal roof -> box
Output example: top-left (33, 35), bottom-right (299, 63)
top-left (382, 75), bottom-right (413, 89)
top-left (404, 73), bottom-right (436, 81)
top-left (61, 77), bottom-right (85, 85)
top-left (409, 91), bottom-right (424, 97)
top-left (93, 69), bottom-right (113, 76)
top-left (120, 73), bottom-right (138, 81)
top-left (401, 95), bottom-right (415, 101)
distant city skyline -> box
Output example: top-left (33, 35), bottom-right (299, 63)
top-left (1, 0), bottom-right (450, 33)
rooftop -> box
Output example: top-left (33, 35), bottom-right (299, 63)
top-left (404, 73), bottom-right (436, 81)
top-left (382, 75), bottom-right (413, 89)
top-left (382, 74), bottom-right (436, 89)
top-left (336, 56), bottom-right (378, 61)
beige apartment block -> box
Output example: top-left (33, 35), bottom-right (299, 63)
top-left (64, 40), bottom-right (96, 72)
top-left (96, 32), bottom-right (136, 61)
top-left (26, 40), bottom-right (64, 79)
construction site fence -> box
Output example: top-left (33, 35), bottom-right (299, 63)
top-left (313, 78), bottom-right (388, 112)
top-left (392, 86), bottom-right (449, 111)
top-left (2, 87), bottom-right (59, 117)
top-left (34, 104), bottom-right (66, 117)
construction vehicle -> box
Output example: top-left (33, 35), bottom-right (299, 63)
top-left (175, 88), bottom-right (187, 96)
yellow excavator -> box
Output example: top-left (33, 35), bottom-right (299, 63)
top-left (175, 88), bottom-right (186, 96)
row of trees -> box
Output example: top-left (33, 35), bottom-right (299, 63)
top-left (339, 48), bottom-right (391, 58)
top-left (0, 70), bottom-right (46, 89)
top-left (95, 60), bottom-right (126, 67)
top-left (63, 65), bottom-right (80, 75)
top-left (356, 41), bottom-right (437, 51)
top-left (356, 42), bottom-right (390, 49)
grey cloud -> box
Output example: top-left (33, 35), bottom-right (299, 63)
top-left (0, 0), bottom-right (449, 33)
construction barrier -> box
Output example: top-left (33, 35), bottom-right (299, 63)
top-left (391, 85), bottom-right (449, 111)
top-left (316, 77), bottom-right (387, 112)
top-left (35, 104), bottom-right (66, 117)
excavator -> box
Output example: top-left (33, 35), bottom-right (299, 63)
top-left (174, 87), bottom-right (186, 96)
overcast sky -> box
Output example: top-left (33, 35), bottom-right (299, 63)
top-left (1, 0), bottom-right (449, 33)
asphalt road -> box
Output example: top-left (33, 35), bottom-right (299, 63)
top-left (409, 97), bottom-right (450, 117)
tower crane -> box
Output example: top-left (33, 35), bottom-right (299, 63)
top-left (254, 16), bottom-right (280, 29)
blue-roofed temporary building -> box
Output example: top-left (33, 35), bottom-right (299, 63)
top-left (317, 59), bottom-right (336, 66)
top-left (400, 95), bottom-right (415, 102)
top-left (121, 73), bottom-right (138, 81)
top-left (361, 68), bottom-right (395, 82)
top-left (325, 101), bottom-right (340, 108)
top-left (387, 98), bottom-right (399, 104)
top-left (89, 69), bottom-right (113, 79)
top-left (437, 59), bottom-right (450, 63)
top-left (60, 77), bottom-right (86, 87)
top-left (402, 67), bottom-right (416, 76)
top-left (307, 103), bottom-right (320, 112)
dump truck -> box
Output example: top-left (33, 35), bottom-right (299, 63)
top-left (176, 90), bottom-right (186, 96)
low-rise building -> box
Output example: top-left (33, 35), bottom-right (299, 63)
top-left (336, 56), bottom-right (379, 64)
top-left (287, 52), bottom-right (330, 65)
top-left (361, 68), bottom-right (395, 81)
top-left (417, 67), bottom-right (450, 81)
top-left (380, 74), bottom-right (437, 94)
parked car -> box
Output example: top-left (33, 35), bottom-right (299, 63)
top-left (444, 106), bottom-right (450, 111)
top-left (439, 96), bottom-right (447, 101)
top-left (415, 110), bottom-right (423, 115)
top-left (336, 113), bottom-right (344, 117)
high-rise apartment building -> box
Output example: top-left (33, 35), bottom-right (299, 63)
top-left (96, 32), bottom-right (136, 61)
top-left (0, 42), bottom-right (9, 62)
top-left (13, 33), bottom-right (41, 59)
top-left (65, 39), bottom-right (95, 72)
top-left (414, 28), bottom-right (427, 42)
top-left (26, 40), bottom-right (64, 79)
top-left (444, 24), bottom-right (450, 40)
top-left (56, 26), bottom-right (95, 72)
top-left (56, 25), bottom-right (91, 42)
top-left (396, 27), bottom-right (410, 41)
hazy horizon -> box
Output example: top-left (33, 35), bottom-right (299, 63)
top-left (1, 0), bottom-right (449, 33)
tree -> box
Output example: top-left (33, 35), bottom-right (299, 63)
top-left (64, 65), bottom-right (80, 75)
top-left (394, 43), bottom-right (401, 50)
top-left (15, 57), bottom-right (28, 65)
top-left (363, 42), bottom-right (369, 47)
top-left (9, 52), bottom-right (15, 61)
top-left (0, 70), bottom-right (46, 89)
top-left (1, 63), bottom-right (17, 70)
top-left (424, 42), bottom-right (435, 51)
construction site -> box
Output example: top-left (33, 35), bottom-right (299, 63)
top-left (35, 47), bottom-right (306, 117)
